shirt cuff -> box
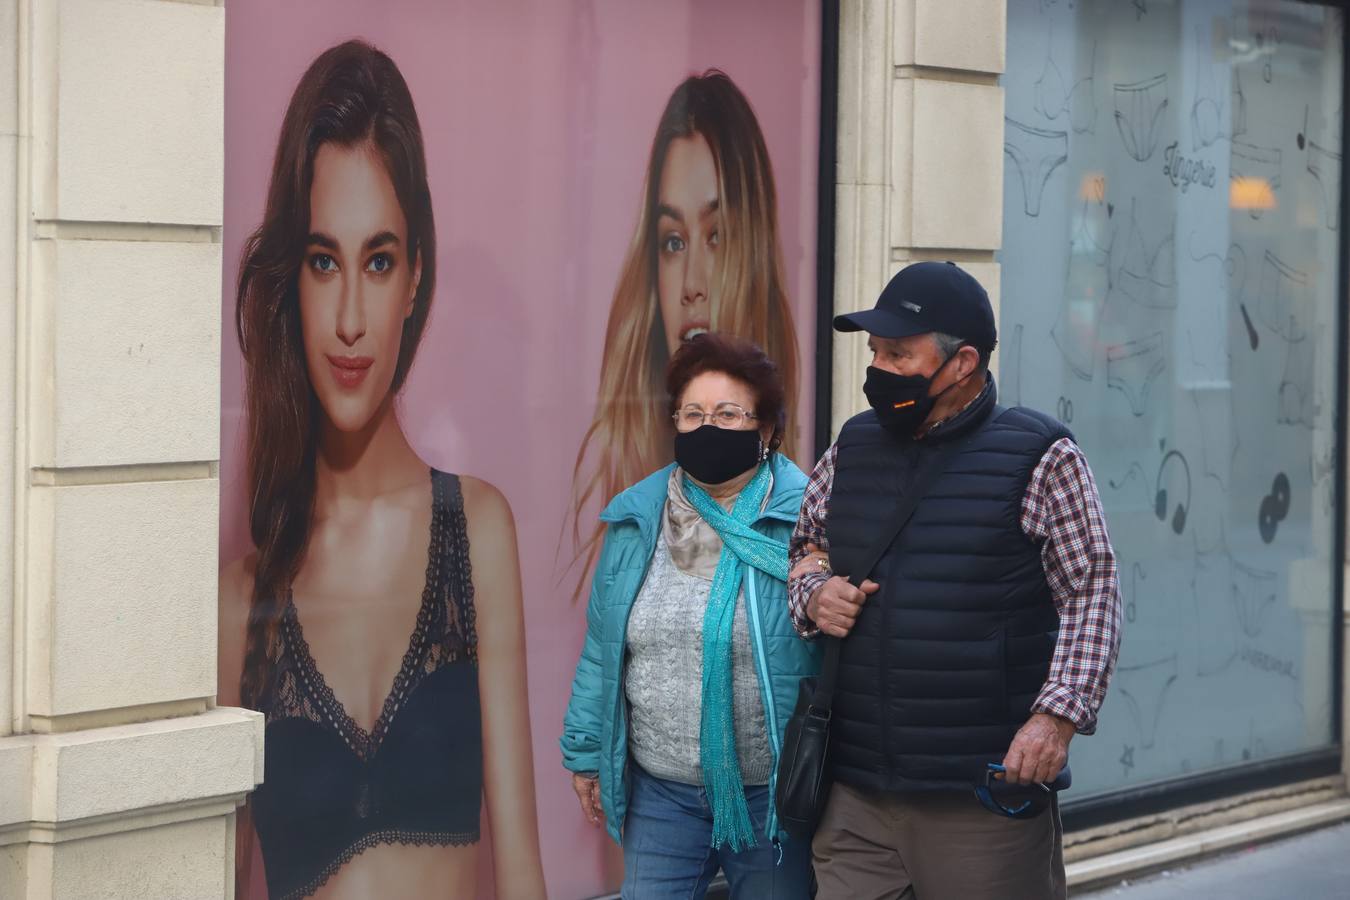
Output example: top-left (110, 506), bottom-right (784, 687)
top-left (1031, 682), bottom-right (1097, 734)
top-left (789, 571), bottom-right (830, 639)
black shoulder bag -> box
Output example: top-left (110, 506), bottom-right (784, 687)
top-left (774, 434), bottom-right (974, 840)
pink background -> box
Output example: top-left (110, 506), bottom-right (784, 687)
top-left (222, 3), bottom-right (821, 897)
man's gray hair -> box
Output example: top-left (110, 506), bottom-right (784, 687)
top-left (931, 331), bottom-right (965, 359)
top-left (932, 331), bottom-right (991, 370)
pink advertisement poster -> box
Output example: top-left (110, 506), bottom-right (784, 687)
top-left (217, 3), bottom-right (823, 897)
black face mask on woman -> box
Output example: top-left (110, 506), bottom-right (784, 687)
top-left (863, 351), bottom-right (966, 437)
top-left (674, 425), bottom-right (764, 485)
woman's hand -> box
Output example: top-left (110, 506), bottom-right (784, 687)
top-left (790, 543), bottom-right (830, 580)
top-left (572, 773), bottom-right (604, 826)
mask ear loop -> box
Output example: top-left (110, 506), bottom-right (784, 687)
top-left (933, 342), bottom-right (980, 400)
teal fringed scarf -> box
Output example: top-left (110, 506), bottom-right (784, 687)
top-left (682, 461), bottom-right (788, 852)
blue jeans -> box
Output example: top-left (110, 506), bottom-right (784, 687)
top-left (621, 765), bottom-right (813, 899)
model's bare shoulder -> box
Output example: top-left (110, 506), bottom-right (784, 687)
top-left (457, 476), bottom-right (522, 620)
top-left (458, 475), bottom-right (516, 539)
top-left (217, 552), bottom-right (258, 708)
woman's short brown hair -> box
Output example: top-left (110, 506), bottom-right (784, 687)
top-left (665, 333), bottom-right (787, 451)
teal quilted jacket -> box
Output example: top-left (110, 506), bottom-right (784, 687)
top-left (560, 453), bottom-right (822, 845)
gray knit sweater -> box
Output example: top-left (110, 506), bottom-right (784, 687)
top-left (624, 533), bottom-right (773, 786)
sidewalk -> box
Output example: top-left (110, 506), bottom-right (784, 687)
top-left (1074, 821), bottom-right (1350, 898)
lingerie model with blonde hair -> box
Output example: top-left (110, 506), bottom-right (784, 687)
top-left (568, 70), bottom-right (800, 591)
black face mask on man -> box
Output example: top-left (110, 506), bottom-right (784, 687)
top-left (863, 350), bottom-right (968, 437)
top-left (674, 425), bottom-right (764, 485)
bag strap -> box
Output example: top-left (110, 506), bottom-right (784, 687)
top-left (810, 407), bottom-right (1009, 713)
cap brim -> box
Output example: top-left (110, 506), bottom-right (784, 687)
top-left (832, 308), bottom-right (929, 339)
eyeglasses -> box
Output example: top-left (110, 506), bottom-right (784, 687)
top-left (672, 402), bottom-right (759, 432)
top-left (974, 763), bottom-right (1052, 819)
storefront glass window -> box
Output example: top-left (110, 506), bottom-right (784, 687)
top-left (1003, 0), bottom-right (1343, 798)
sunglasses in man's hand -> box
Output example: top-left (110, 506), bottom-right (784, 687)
top-left (974, 762), bottom-right (1072, 819)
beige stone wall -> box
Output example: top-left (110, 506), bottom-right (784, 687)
top-left (3, 0), bottom-right (20, 743)
top-left (831, 0), bottom-right (1006, 435)
top-left (0, 1), bottom-right (262, 897)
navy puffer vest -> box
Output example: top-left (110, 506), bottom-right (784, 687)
top-left (825, 378), bottom-right (1070, 793)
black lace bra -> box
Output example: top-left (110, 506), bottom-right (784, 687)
top-left (250, 471), bottom-right (482, 900)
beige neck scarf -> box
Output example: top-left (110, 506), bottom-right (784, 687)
top-left (662, 466), bottom-right (771, 579)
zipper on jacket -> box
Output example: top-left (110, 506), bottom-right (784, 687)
top-left (744, 569), bottom-right (783, 846)
top-left (609, 533), bottom-right (660, 837)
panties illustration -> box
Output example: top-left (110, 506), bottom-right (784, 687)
top-left (1114, 74), bottom-right (1169, 162)
top-left (1232, 560), bottom-right (1278, 638)
top-left (1257, 250), bottom-right (1309, 343)
top-left (1116, 655), bottom-right (1178, 749)
top-left (1106, 331), bottom-right (1166, 416)
top-left (1307, 140), bottom-right (1341, 231)
top-left (1230, 141), bottom-right (1282, 219)
top-left (1005, 117), bottom-right (1069, 217)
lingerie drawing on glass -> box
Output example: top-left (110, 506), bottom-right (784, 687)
top-left (1189, 27), bottom-right (1247, 151)
top-left (1306, 138), bottom-right (1341, 230)
top-left (1106, 331), bottom-right (1166, 418)
top-left (1115, 654), bottom-right (1179, 750)
top-left (1230, 140), bottom-right (1281, 220)
top-left (249, 471), bottom-right (483, 900)
top-left (1035, 36), bottom-right (1097, 135)
top-left (1277, 333), bottom-right (1321, 430)
top-left (1300, 104), bottom-right (1343, 231)
top-left (1257, 250), bottom-right (1310, 343)
top-left (1051, 201), bottom-right (1114, 381)
top-left (1113, 73), bottom-right (1168, 162)
top-left (1116, 200), bottom-right (1176, 310)
top-left (1005, 116), bottom-right (1068, 217)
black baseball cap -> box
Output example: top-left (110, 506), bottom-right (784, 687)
top-left (833, 261), bottom-right (997, 353)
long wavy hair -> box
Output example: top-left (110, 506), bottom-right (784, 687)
top-left (235, 40), bottom-right (436, 709)
top-left (566, 70), bottom-right (799, 595)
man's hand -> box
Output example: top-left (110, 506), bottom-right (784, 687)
top-left (571, 773), bottom-right (605, 826)
top-left (807, 575), bottom-right (879, 638)
top-left (1001, 713), bottom-right (1076, 785)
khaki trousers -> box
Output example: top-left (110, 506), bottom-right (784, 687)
top-left (812, 781), bottom-right (1066, 900)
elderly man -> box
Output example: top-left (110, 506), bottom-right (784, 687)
top-left (789, 261), bottom-right (1121, 899)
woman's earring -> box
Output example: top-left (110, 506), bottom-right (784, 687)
top-left (759, 439), bottom-right (769, 461)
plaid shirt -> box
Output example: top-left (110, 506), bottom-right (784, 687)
top-left (788, 437), bottom-right (1122, 734)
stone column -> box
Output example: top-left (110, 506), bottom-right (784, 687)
top-left (831, 0), bottom-right (1007, 431)
top-left (0, 1), bottom-right (263, 897)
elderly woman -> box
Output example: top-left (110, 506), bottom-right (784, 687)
top-left (561, 333), bottom-right (820, 899)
